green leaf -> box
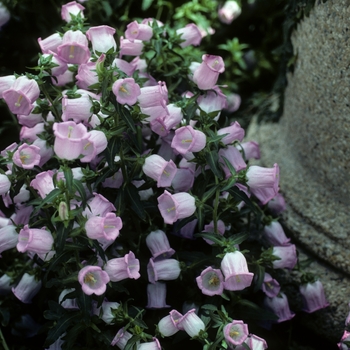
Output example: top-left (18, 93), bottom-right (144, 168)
top-left (125, 335), bottom-right (142, 350)
top-left (142, 0), bottom-right (154, 11)
top-left (125, 184), bottom-right (146, 221)
top-left (229, 231), bottom-right (249, 246)
top-left (236, 299), bottom-right (278, 321)
top-left (116, 102), bottom-right (136, 133)
top-left (206, 150), bottom-right (223, 180)
top-left (201, 185), bottom-right (219, 203)
top-left (201, 304), bottom-right (218, 311)
top-left (32, 188), bottom-right (62, 215)
top-left (227, 186), bottom-right (258, 215)
top-left (73, 179), bottom-right (87, 206)
top-left (62, 166), bottom-right (73, 192)
top-left (253, 264), bottom-right (265, 293)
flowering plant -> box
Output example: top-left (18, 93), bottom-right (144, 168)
top-left (0, 1), bottom-right (329, 349)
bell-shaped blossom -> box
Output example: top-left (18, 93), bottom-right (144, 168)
top-left (0, 174), bottom-right (11, 195)
top-left (219, 145), bottom-right (247, 177)
top-left (80, 130), bottom-right (108, 163)
top-left (112, 58), bottom-right (136, 76)
top-left (38, 33), bottom-right (63, 54)
top-left (30, 170), bottom-right (55, 199)
top-left (125, 21), bottom-right (153, 41)
top-left (157, 190), bottom-right (196, 224)
top-left (175, 218), bottom-right (197, 240)
top-left (197, 86), bottom-right (227, 119)
top-left (267, 193), bottom-right (286, 215)
top-left (32, 138), bottom-right (54, 167)
top-left (338, 330), bottom-right (350, 350)
top-left (111, 328), bottom-right (133, 348)
top-left (223, 320), bottom-right (249, 346)
top-left (11, 205), bottom-right (33, 226)
top-left (146, 230), bottom-right (175, 259)
top-left (17, 225), bottom-right (54, 256)
top-left (143, 154), bottom-right (177, 188)
top-left (263, 293), bottom-right (295, 323)
top-left (171, 125), bottom-right (206, 155)
top-left (147, 258), bottom-right (181, 283)
top-left (217, 121), bottom-right (245, 145)
top-left (261, 272), bottom-right (280, 298)
top-left (119, 36), bottom-right (144, 57)
top-left (235, 334), bottom-right (268, 350)
top-left (176, 23), bottom-right (202, 48)
top-left (76, 61), bottom-right (98, 90)
top-left (0, 75), bottom-right (16, 98)
top-left (57, 30), bottom-right (90, 64)
top-left (158, 310), bottom-right (183, 336)
top-left (2, 76), bottom-right (40, 116)
top-left (53, 121), bottom-right (90, 160)
top-left (272, 244), bottom-right (297, 270)
top-left (12, 144), bottom-right (41, 170)
top-left (263, 221), bottom-right (290, 246)
top-left (52, 68), bottom-right (75, 86)
top-left (138, 81), bottom-right (168, 108)
top-left (218, 1), bottom-right (242, 24)
top-left (85, 212), bottom-right (122, 241)
top-left (0, 225), bottom-right (18, 256)
top-left (221, 251), bottom-right (254, 291)
top-left (196, 266), bottom-right (224, 296)
top-left (78, 265), bottom-right (110, 296)
top-left (202, 219), bottom-right (225, 245)
top-left (16, 103), bottom-right (44, 127)
top-left (146, 282), bottom-right (170, 309)
top-left (86, 25), bottom-right (116, 54)
top-left (0, 274), bottom-right (12, 295)
top-left (178, 309), bottom-right (205, 338)
top-left (138, 338), bottom-right (161, 350)
top-left (299, 280), bottom-right (329, 313)
top-left (237, 141), bottom-right (261, 160)
top-left (13, 184), bottom-right (30, 205)
top-left (104, 251), bottom-right (140, 282)
top-left (20, 123), bottom-right (45, 143)
top-left (96, 300), bottom-right (120, 324)
top-left (41, 52), bottom-right (68, 77)
top-left (150, 104), bottom-right (183, 137)
top-left (58, 288), bottom-right (78, 309)
top-left (62, 93), bottom-right (94, 123)
top-left (0, 3), bottom-right (10, 28)
top-left (12, 273), bottom-right (41, 304)
top-left (193, 54), bottom-right (225, 90)
top-left (61, 1), bottom-right (85, 22)
top-left (171, 168), bottom-right (195, 193)
top-left (103, 169), bottom-right (124, 189)
top-left (112, 78), bottom-right (141, 106)
top-left (225, 93), bottom-right (241, 112)
top-left (82, 193), bottom-right (116, 218)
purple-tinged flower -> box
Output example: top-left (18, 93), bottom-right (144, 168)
top-left (11, 205), bottom-right (33, 226)
top-left (193, 54), bottom-right (225, 90)
top-left (30, 170), bottom-right (55, 199)
top-left (0, 225), bottom-right (18, 256)
top-left (58, 288), bottom-right (78, 309)
top-left (78, 265), bottom-right (110, 296)
top-left (12, 273), bottom-right (41, 304)
top-left (52, 68), bottom-right (75, 86)
top-left (176, 24), bottom-right (202, 48)
top-left (263, 221), bottom-right (290, 246)
top-left (202, 219), bottom-right (225, 245)
top-left (143, 154), bottom-right (177, 188)
top-left (261, 272), bottom-right (280, 298)
top-left (0, 274), bottom-right (12, 295)
top-left (41, 52), bottom-right (68, 77)
top-left (157, 190), bottom-right (196, 225)
top-left (97, 300), bottom-right (120, 324)
top-left (112, 58), bottom-right (136, 76)
top-left (17, 225), bottom-right (54, 256)
top-left (3, 76), bottom-right (40, 116)
top-left (221, 251), bottom-right (254, 291)
top-left (237, 141), bottom-right (261, 160)
top-left (178, 309), bottom-right (205, 338)
top-left (0, 174), bottom-right (11, 195)
top-left (263, 293), bottom-right (295, 323)
top-left (20, 123), bottom-right (45, 143)
top-left (61, 93), bottom-right (94, 123)
top-left (86, 25), bottom-right (116, 54)
top-left (338, 330), bottom-right (350, 350)
top-left (158, 310), bottom-right (183, 336)
top-left (61, 1), bottom-right (85, 22)
top-left (138, 338), bottom-right (161, 350)
top-left (111, 328), bottom-right (133, 348)
top-left (82, 193), bottom-right (116, 218)
top-left (38, 33), bottom-right (63, 54)
top-left (196, 266), bottom-right (224, 296)
top-left (119, 36), bottom-right (144, 57)
top-left (112, 78), bottom-right (141, 106)
top-left (197, 86), bottom-right (227, 119)
top-left (85, 212), bottom-right (122, 242)
top-left (80, 130), bottom-right (108, 163)
top-left (223, 320), bottom-right (249, 346)
top-left (146, 282), bottom-right (170, 309)
top-left (76, 61), bottom-right (98, 90)
top-left (53, 121), bottom-right (90, 160)
top-left (235, 334), bottom-right (268, 350)
top-left (272, 244), bottom-right (298, 270)
top-left (171, 168), bottom-right (195, 193)
top-left (0, 75), bottom-right (16, 98)
top-left (219, 145), bottom-right (247, 177)
top-left (217, 121), bottom-right (245, 145)
top-left (104, 251), bottom-right (140, 282)
top-left (225, 93), bottom-right (241, 112)
top-left (125, 21), bottom-right (153, 41)
top-left (12, 144), bottom-right (41, 169)
top-left (267, 193), bottom-right (286, 215)
top-left (0, 3), bottom-right (10, 28)
top-left (299, 280), bottom-right (329, 313)
top-left (171, 125), bottom-right (206, 155)
top-left (147, 258), bottom-right (181, 283)
top-left (218, 1), bottom-right (242, 24)
top-left (146, 230), bottom-right (175, 260)
top-left (150, 104), bottom-right (183, 136)
top-left (137, 81), bottom-right (168, 108)
top-left (32, 138), bottom-right (54, 167)
top-left (57, 30), bottom-right (90, 64)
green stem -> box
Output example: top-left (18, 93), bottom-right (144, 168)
top-left (0, 327), bottom-right (10, 350)
top-left (213, 176), bottom-right (220, 233)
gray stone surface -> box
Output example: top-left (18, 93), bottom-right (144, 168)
top-left (247, 0), bottom-right (350, 341)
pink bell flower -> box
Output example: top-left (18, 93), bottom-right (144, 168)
top-left (223, 320), bottom-right (249, 346)
top-left (147, 258), bottom-right (181, 283)
top-left (146, 282), bottom-right (170, 309)
top-left (158, 310), bottom-right (183, 336)
top-left (0, 174), bottom-right (11, 195)
top-left (263, 293), bottom-right (295, 323)
top-left (76, 61), bottom-right (98, 90)
top-left (237, 141), bottom-right (261, 160)
top-left (218, 1), bottom-right (242, 24)
top-left (196, 266), bottom-right (224, 296)
top-left (82, 193), bottom-right (116, 218)
top-left (12, 144), bottom-right (41, 170)
top-left (235, 334), bottom-right (268, 350)
top-left (61, 1), bottom-right (85, 22)
top-left (221, 251), bottom-right (254, 291)
top-left (20, 123), bottom-right (45, 143)
top-left (38, 33), bottom-right (63, 54)
top-left (12, 273), bottom-right (41, 303)
top-left (98, 300), bottom-right (120, 324)
top-left (53, 121), bottom-right (90, 160)
top-left (171, 168), bottom-right (195, 193)
top-left (0, 225), bottom-right (18, 256)
top-left (85, 212), bottom-right (122, 242)
top-left (338, 330), bottom-right (350, 350)
top-left (52, 68), bottom-right (75, 86)
top-left (150, 104), bottom-right (183, 137)
top-left (17, 225), bottom-right (54, 256)
top-left (58, 288), bottom-right (78, 309)
top-left (2, 76), bottom-right (40, 116)
top-left (225, 93), bottom-right (241, 112)
top-left (193, 54), bottom-right (225, 90)
top-left (178, 309), bottom-right (205, 338)
top-left (62, 92), bottom-right (94, 123)
top-left (30, 170), bottom-right (55, 199)
top-left (80, 130), bottom-right (108, 163)
top-left (119, 36), bottom-right (144, 57)
top-left (111, 328), bottom-right (133, 348)
top-left (57, 30), bottom-right (90, 64)
top-left (13, 184), bottom-right (30, 205)
top-left (202, 219), bottom-right (225, 245)
top-left (0, 274), bottom-right (12, 295)
top-left (217, 121), bottom-right (245, 145)
top-left (146, 230), bottom-right (175, 259)
top-left (263, 221), bottom-right (290, 246)
top-left (0, 75), bottom-right (16, 98)
top-left (272, 244), bottom-right (297, 270)
top-left (138, 81), bottom-right (168, 107)
top-left (0, 3), bottom-right (10, 28)
top-left (78, 265), bottom-right (110, 296)
top-left (41, 52), bottom-right (68, 77)
top-left (86, 25), bottom-right (116, 54)
top-left (143, 154), bottom-right (177, 188)
top-left (299, 280), bottom-right (329, 313)
top-left (32, 138), bottom-right (54, 167)
top-left (104, 251), bottom-right (140, 282)
top-left (219, 145), bottom-right (247, 177)
top-left (138, 339), bottom-right (161, 350)
top-left (261, 272), bottom-right (280, 298)
top-left (171, 125), bottom-right (206, 155)
top-left (125, 21), bottom-right (153, 41)
top-left (197, 86), bottom-right (227, 119)
top-left (112, 78), bottom-right (141, 106)
top-left (267, 193), bottom-right (286, 215)
top-left (157, 190), bottom-right (196, 224)
top-left (112, 58), bottom-right (136, 76)
top-left (176, 23), bottom-right (202, 48)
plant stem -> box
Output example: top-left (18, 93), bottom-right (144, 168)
top-left (0, 327), bottom-right (10, 350)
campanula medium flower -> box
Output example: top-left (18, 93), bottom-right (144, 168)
top-left (86, 25), bottom-right (116, 54)
top-left (178, 309), bottom-right (205, 338)
top-left (202, 219), bottom-right (225, 245)
top-left (221, 251), bottom-right (254, 291)
top-left (0, 274), bottom-right (12, 295)
top-left (61, 1), bottom-right (85, 22)
top-left (235, 334), bottom-right (268, 350)
top-left (263, 221), bottom-right (290, 246)
top-left (112, 78), bottom-right (141, 106)
top-left (58, 288), bottom-right (78, 309)
top-left (267, 193), bottom-right (286, 215)
top-left (225, 93), bottom-right (241, 112)
top-left (61, 92), bottom-right (94, 123)
top-left (171, 125), bottom-right (206, 156)
top-left (0, 174), bottom-right (11, 195)
top-left (104, 251), bottom-right (140, 282)
top-left (85, 212), bottom-right (122, 242)
top-left (147, 258), bottom-right (181, 283)
top-left (80, 130), bottom-right (108, 163)
top-left (261, 272), bottom-right (280, 298)
top-left (0, 2), bottom-right (10, 28)
top-left (196, 86), bottom-right (227, 119)
top-left (20, 123), bottom-right (45, 143)
top-left (119, 36), bottom-right (144, 57)
top-left (272, 244), bottom-right (297, 270)
top-left (138, 338), bottom-right (161, 350)
top-left (0, 225), bottom-right (18, 256)
top-left (299, 280), bottom-right (329, 313)
top-left (32, 138), bottom-right (54, 167)
top-left (96, 300), bottom-right (120, 324)
top-left (82, 193), bottom-right (116, 218)
top-left (0, 75), bottom-right (16, 98)
top-left (2, 76), bottom-right (40, 116)
top-left (193, 54), bottom-right (225, 90)
top-left (217, 121), bottom-right (245, 145)
top-left (12, 144), bottom-right (41, 170)
top-left (157, 190), bottom-right (196, 224)
top-left (237, 141), bottom-right (261, 160)
top-left (196, 266), bottom-right (224, 296)
top-left (38, 33), bottom-right (63, 54)
top-left (111, 328), bottom-right (133, 348)
top-left (112, 58), bottom-right (136, 76)
top-left (218, 1), bottom-right (242, 24)
top-left (223, 320), bottom-right (249, 346)
top-left (219, 145), bottom-right (247, 177)
top-left (158, 310), bottom-right (183, 336)
top-left (146, 282), bottom-right (170, 309)
top-left (57, 30), bottom-right (90, 64)
top-left (176, 23), bottom-right (202, 48)
top-left (30, 170), bottom-right (55, 199)
top-left (171, 168), bottom-right (195, 193)
top-left (78, 265), bottom-right (110, 296)
top-left (145, 230), bottom-right (175, 260)
top-left (150, 104), bottom-right (183, 137)
top-left (263, 293), bottom-right (295, 323)
top-left (125, 20), bottom-right (153, 41)
top-left (76, 61), bottom-right (98, 90)
top-left (12, 273), bottom-right (42, 304)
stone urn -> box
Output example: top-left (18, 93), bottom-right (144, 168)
top-left (248, 0), bottom-right (350, 342)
